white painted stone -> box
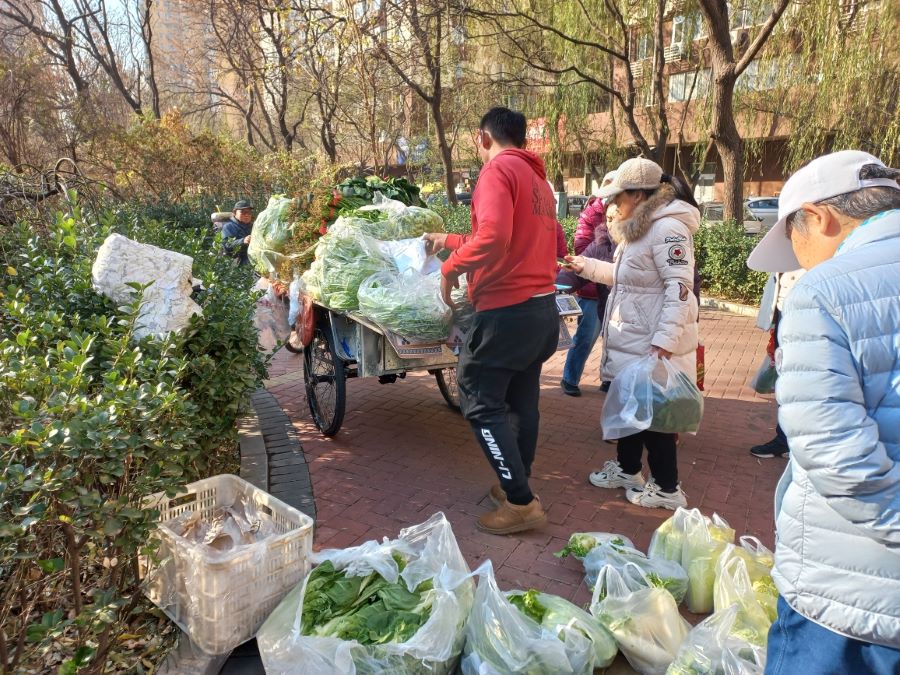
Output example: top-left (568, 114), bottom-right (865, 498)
top-left (92, 233), bottom-right (202, 339)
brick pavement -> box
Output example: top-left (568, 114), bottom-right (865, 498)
top-left (266, 308), bottom-right (783, 615)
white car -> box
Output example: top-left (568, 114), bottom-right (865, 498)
top-left (745, 197), bottom-right (779, 229)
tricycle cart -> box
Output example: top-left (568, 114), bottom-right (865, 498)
top-left (301, 291), bottom-right (582, 437)
top-left (302, 302), bottom-right (461, 436)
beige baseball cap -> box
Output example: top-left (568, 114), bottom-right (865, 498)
top-left (596, 158), bottom-right (663, 199)
top-left (747, 150), bottom-right (899, 272)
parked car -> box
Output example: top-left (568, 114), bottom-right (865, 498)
top-left (700, 202), bottom-right (766, 234)
top-left (567, 195), bottom-right (589, 218)
top-left (454, 192), bottom-right (472, 206)
top-left (745, 197), bottom-right (779, 229)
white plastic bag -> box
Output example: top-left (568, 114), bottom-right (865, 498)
top-left (461, 561), bottom-right (614, 674)
top-left (602, 355), bottom-right (703, 439)
top-left (590, 563), bottom-right (691, 675)
top-left (648, 357), bottom-right (704, 434)
top-left (678, 510), bottom-right (735, 614)
top-left (253, 281), bottom-right (291, 352)
top-left (749, 355), bottom-right (777, 395)
top-left (358, 270), bottom-right (452, 342)
top-left (648, 508), bottom-right (735, 614)
top-left (584, 541), bottom-right (688, 604)
top-left (666, 604), bottom-right (766, 675)
top-left (287, 276), bottom-right (303, 327)
top-left (601, 355), bottom-right (656, 440)
top-left (714, 546), bottom-right (776, 644)
top-left (257, 513), bottom-right (473, 675)
top-left (376, 237), bottom-right (441, 275)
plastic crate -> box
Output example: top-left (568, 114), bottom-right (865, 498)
top-left (141, 474), bottom-right (314, 655)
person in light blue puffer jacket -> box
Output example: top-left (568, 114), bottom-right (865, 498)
top-left (747, 150), bottom-right (900, 673)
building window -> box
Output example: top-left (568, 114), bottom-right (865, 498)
top-left (668, 69), bottom-right (711, 101)
top-left (633, 33), bottom-right (652, 61)
top-left (737, 56), bottom-right (798, 92)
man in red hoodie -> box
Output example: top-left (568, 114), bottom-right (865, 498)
top-left (424, 108), bottom-right (559, 535)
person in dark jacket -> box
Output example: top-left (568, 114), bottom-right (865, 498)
top-left (222, 200), bottom-right (254, 266)
top-left (558, 172), bottom-right (616, 396)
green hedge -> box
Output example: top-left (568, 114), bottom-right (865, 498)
top-left (0, 199), bottom-right (267, 672)
top-left (694, 221), bottom-right (768, 303)
top-left (435, 204), bottom-right (766, 303)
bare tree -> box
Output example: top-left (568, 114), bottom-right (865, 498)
top-left (0, 0), bottom-right (161, 118)
top-left (469, 0), bottom-right (671, 163)
top-left (696, 0), bottom-right (790, 221)
top-left (359, 0), bottom-right (468, 202)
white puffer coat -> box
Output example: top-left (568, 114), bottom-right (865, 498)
top-left (579, 185), bottom-right (700, 381)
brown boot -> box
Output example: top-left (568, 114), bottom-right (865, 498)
top-left (477, 497), bottom-right (547, 535)
top-left (487, 483), bottom-right (506, 506)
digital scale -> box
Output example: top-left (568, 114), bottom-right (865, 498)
top-left (555, 293), bottom-right (583, 317)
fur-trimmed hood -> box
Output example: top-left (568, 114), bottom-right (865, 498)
top-left (609, 184), bottom-right (701, 244)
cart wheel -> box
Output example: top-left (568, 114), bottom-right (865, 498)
top-left (303, 322), bottom-right (346, 436)
top-left (434, 368), bottom-right (461, 413)
top-left (284, 330), bottom-right (303, 354)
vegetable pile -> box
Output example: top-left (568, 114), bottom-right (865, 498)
top-left (247, 194), bottom-right (298, 276)
top-left (584, 540), bottom-right (689, 604)
top-left (314, 222), bottom-right (396, 310)
top-left (300, 555), bottom-right (435, 645)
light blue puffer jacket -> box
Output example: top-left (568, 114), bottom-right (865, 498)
top-left (773, 208), bottom-right (900, 648)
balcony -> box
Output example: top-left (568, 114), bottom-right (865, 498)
top-left (664, 44), bottom-right (687, 62)
top-left (630, 60), bottom-right (646, 78)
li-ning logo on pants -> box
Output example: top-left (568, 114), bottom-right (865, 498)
top-left (481, 429), bottom-right (512, 480)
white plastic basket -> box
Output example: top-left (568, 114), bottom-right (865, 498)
top-left (141, 474), bottom-right (314, 655)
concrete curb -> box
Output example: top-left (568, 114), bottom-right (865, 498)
top-left (701, 296), bottom-right (760, 318)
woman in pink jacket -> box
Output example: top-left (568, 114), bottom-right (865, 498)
top-left (560, 173), bottom-right (616, 396)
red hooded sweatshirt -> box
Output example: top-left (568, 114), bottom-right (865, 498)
top-left (441, 149), bottom-right (558, 312)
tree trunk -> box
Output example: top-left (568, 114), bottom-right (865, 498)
top-left (432, 101), bottom-right (456, 206)
top-left (710, 66), bottom-right (743, 222)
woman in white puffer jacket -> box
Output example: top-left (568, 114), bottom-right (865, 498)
top-left (566, 157), bottom-right (701, 510)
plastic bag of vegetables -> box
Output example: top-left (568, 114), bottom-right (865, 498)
top-left (713, 551), bottom-right (775, 646)
top-left (666, 604), bottom-right (765, 675)
top-left (584, 541), bottom-right (688, 604)
top-left (590, 563), bottom-right (691, 675)
top-left (248, 195), bottom-right (296, 275)
top-left (358, 271), bottom-right (452, 342)
top-left (648, 357), bottom-right (704, 434)
top-left (316, 222), bottom-right (396, 310)
top-left (257, 513), bottom-right (474, 675)
top-left (461, 561), bottom-right (616, 674)
top-left (650, 509), bottom-right (735, 614)
top-left (358, 193), bottom-right (445, 240)
top-left (554, 532), bottom-right (635, 561)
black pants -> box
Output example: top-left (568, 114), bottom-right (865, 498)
top-left (457, 295), bottom-right (559, 505)
top-left (617, 430), bottom-right (678, 492)
top-left (773, 307), bottom-right (786, 444)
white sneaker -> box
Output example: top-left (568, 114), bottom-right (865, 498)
top-left (626, 482), bottom-right (688, 510)
top-left (589, 460), bottom-right (647, 490)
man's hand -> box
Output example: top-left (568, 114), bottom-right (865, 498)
top-left (441, 272), bottom-right (460, 309)
top-left (564, 255), bottom-right (585, 274)
top-left (424, 232), bottom-right (449, 255)
top-left (243, 235), bottom-right (251, 244)
top-left (651, 345), bottom-right (673, 359)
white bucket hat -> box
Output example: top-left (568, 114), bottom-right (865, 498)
top-left (596, 158), bottom-right (663, 199)
top-left (591, 170), bottom-right (619, 198)
top-left (747, 150), bottom-right (899, 272)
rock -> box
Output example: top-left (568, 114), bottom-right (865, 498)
top-left (92, 233), bottom-right (202, 340)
